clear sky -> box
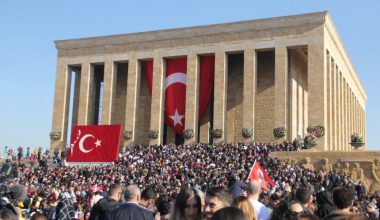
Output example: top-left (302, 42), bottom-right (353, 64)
top-left (0, 0), bottom-right (379, 152)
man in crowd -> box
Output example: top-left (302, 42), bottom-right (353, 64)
top-left (322, 187), bottom-right (356, 220)
top-left (89, 183), bottom-right (122, 220)
top-left (204, 186), bottom-right (232, 220)
top-left (247, 180), bottom-right (270, 220)
top-left (139, 187), bottom-right (158, 212)
top-left (55, 192), bottom-right (76, 220)
top-left (106, 185), bottom-right (157, 220)
top-left (295, 187), bottom-right (315, 215)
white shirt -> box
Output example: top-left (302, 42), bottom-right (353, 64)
top-left (250, 199), bottom-right (270, 220)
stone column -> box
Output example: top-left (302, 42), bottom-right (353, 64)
top-left (243, 49), bottom-right (256, 142)
top-left (363, 110), bottom-right (366, 148)
top-left (308, 43), bottom-right (327, 150)
top-left (354, 98), bottom-right (357, 133)
top-left (51, 61), bottom-right (71, 150)
top-left (213, 51), bottom-right (227, 143)
top-left (185, 54), bottom-right (199, 144)
top-left (326, 54), bottom-right (332, 150)
top-left (101, 60), bottom-right (116, 125)
top-left (289, 60), bottom-right (298, 139)
top-left (124, 58), bottom-right (140, 146)
top-left (337, 72), bottom-right (341, 151)
top-left (274, 47), bottom-right (288, 140)
top-left (149, 56), bottom-right (165, 145)
top-left (77, 63), bottom-right (93, 125)
top-left (342, 81), bottom-right (346, 150)
top-left (348, 89), bottom-right (352, 151)
top-left (332, 62), bottom-right (337, 151)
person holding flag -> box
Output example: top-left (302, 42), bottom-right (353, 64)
top-left (248, 161), bottom-right (275, 191)
top-left (247, 161), bottom-right (275, 220)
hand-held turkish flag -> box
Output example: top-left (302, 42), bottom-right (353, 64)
top-left (248, 161), bottom-right (275, 191)
top-left (67, 125), bottom-right (122, 162)
top-left (165, 58), bottom-right (187, 134)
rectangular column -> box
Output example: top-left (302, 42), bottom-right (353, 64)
top-left (77, 63), bottom-right (93, 125)
top-left (308, 43), bottom-right (327, 150)
top-left (354, 99), bottom-right (357, 133)
top-left (298, 81), bottom-right (303, 138)
top-left (213, 51), bottom-right (227, 143)
top-left (337, 71), bottom-right (341, 150)
top-left (364, 111), bottom-right (366, 149)
top-left (101, 60), bottom-right (116, 125)
top-left (348, 89), bottom-right (352, 151)
top-left (149, 56), bottom-right (165, 145)
top-left (326, 53), bottom-right (332, 150)
top-left (331, 61), bottom-right (337, 150)
top-left (243, 49), bottom-right (256, 141)
top-left (343, 80), bottom-right (347, 150)
top-left (289, 62), bottom-right (297, 139)
top-left (51, 61), bottom-right (71, 150)
top-left (274, 47), bottom-right (288, 140)
top-left (124, 59), bottom-right (140, 146)
top-left (351, 92), bottom-right (355, 149)
top-left (185, 54), bottom-right (199, 144)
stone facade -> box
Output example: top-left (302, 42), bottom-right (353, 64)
top-left (51, 12), bottom-right (367, 151)
top-left (272, 151), bottom-right (380, 193)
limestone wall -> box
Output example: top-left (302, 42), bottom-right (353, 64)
top-left (255, 51), bottom-right (275, 141)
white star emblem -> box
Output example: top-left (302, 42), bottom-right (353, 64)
top-left (95, 139), bottom-right (102, 148)
top-left (169, 109), bottom-right (184, 126)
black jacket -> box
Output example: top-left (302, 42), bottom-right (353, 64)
top-left (89, 197), bottom-right (120, 220)
top-left (105, 203), bottom-right (155, 220)
top-left (316, 191), bottom-right (336, 218)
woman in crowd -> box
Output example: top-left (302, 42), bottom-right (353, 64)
top-left (232, 196), bottom-right (256, 220)
top-left (171, 187), bottom-right (202, 220)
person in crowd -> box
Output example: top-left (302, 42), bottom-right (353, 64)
top-left (227, 172), bottom-right (247, 199)
top-left (55, 192), bottom-right (76, 220)
top-left (322, 187), bottom-right (358, 220)
top-left (366, 202), bottom-right (379, 219)
top-left (45, 193), bottom-right (58, 220)
top-left (31, 212), bottom-right (47, 220)
top-left (232, 196), bottom-right (257, 220)
top-left (204, 186), bottom-right (232, 220)
top-left (247, 180), bottom-right (270, 220)
top-left (211, 207), bottom-right (247, 220)
top-left (171, 187), bottom-right (202, 220)
top-left (155, 195), bottom-right (172, 220)
top-left (315, 191), bottom-right (336, 218)
top-left (89, 183), bottom-right (122, 220)
top-left (140, 187), bottom-right (159, 212)
top-left (105, 184), bottom-right (157, 220)
top-left (295, 187), bottom-right (315, 215)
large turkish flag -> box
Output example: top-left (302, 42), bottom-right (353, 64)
top-left (143, 56), bottom-right (214, 134)
top-left (248, 161), bottom-right (275, 191)
top-left (67, 125), bottom-right (122, 162)
top-left (165, 58), bottom-right (187, 134)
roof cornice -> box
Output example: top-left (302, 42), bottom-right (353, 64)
top-left (55, 11), bottom-right (327, 50)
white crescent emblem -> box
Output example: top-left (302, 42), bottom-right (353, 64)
top-left (165, 72), bottom-right (186, 90)
top-left (79, 134), bottom-right (95, 153)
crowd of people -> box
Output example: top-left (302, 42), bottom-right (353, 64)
top-left (0, 141), bottom-right (379, 220)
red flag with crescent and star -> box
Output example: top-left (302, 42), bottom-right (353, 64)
top-left (143, 56), bottom-right (214, 135)
top-left (165, 58), bottom-right (187, 134)
top-left (248, 161), bottom-right (275, 191)
top-left (67, 124), bottom-right (122, 162)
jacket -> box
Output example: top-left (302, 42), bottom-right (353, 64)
top-left (105, 202), bottom-right (155, 220)
top-left (89, 197), bottom-right (120, 220)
